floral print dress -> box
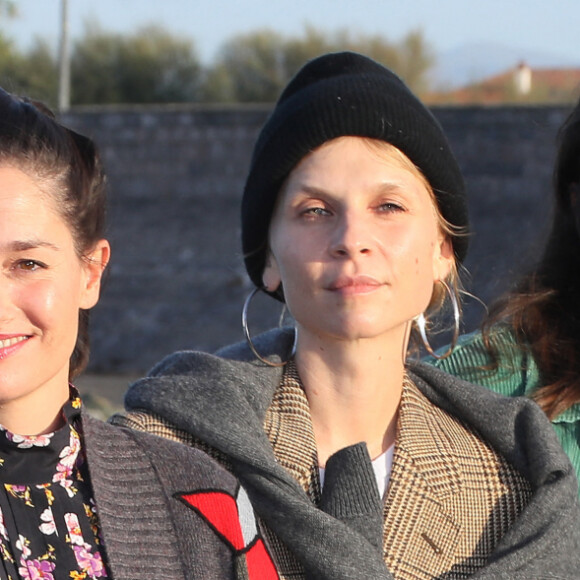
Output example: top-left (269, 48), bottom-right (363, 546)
top-left (0, 389), bottom-right (109, 580)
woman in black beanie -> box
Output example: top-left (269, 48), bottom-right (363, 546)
top-left (114, 52), bottom-right (580, 580)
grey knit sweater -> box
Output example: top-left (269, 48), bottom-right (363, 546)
top-left (119, 328), bottom-right (580, 580)
top-left (83, 414), bottom-right (276, 579)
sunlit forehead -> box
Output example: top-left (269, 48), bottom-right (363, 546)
top-left (279, 137), bottom-right (434, 210)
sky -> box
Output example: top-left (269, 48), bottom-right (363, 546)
top-left (4, 0), bottom-right (580, 69)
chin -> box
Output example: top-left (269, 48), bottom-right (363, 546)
top-left (321, 323), bottom-right (391, 343)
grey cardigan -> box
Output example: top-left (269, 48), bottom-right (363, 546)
top-left (83, 414), bottom-right (272, 579)
top-left (119, 328), bottom-right (580, 580)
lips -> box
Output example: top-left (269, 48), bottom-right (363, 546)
top-left (0, 335), bottom-right (29, 349)
top-left (327, 275), bottom-right (383, 295)
top-left (0, 335), bottom-right (30, 359)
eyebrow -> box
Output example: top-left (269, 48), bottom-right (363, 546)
top-left (3, 240), bottom-right (60, 252)
top-left (297, 182), bottom-right (408, 197)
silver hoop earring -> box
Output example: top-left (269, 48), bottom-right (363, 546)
top-left (416, 280), bottom-right (460, 360)
top-left (242, 287), bottom-right (297, 367)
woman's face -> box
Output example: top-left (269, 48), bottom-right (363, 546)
top-left (263, 137), bottom-right (454, 345)
top-left (0, 166), bottom-right (108, 420)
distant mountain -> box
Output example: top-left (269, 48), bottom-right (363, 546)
top-left (430, 42), bottom-right (580, 89)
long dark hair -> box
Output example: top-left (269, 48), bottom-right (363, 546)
top-left (482, 99), bottom-right (580, 419)
top-left (0, 88), bottom-right (107, 379)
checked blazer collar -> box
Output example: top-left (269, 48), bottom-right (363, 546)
top-left (382, 378), bottom-right (530, 579)
top-left (265, 362), bottom-right (531, 579)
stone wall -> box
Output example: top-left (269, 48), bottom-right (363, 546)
top-left (62, 104), bottom-right (571, 372)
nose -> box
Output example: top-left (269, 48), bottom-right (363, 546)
top-left (329, 214), bottom-right (373, 258)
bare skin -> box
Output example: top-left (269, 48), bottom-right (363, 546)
top-left (295, 329), bottom-right (406, 465)
top-left (0, 166), bottom-right (109, 435)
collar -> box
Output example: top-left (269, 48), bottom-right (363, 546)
top-left (264, 360), bottom-right (321, 504)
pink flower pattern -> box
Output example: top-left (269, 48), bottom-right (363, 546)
top-left (52, 426), bottom-right (81, 497)
top-left (3, 429), bottom-right (53, 449)
top-left (73, 544), bottom-right (106, 577)
top-left (18, 557), bottom-right (56, 580)
top-left (0, 388), bottom-right (109, 578)
top-left (0, 506), bottom-right (14, 565)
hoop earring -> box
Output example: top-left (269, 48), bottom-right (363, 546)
top-left (416, 280), bottom-right (460, 360)
top-left (242, 287), bottom-right (297, 367)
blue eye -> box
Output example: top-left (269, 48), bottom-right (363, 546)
top-left (379, 202), bottom-right (403, 212)
top-left (303, 206), bottom-right (330, 217)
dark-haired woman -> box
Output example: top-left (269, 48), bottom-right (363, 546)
top-left (114, 52), bottom-right (580, 580)
top-left (0, 89), bottom-right (278, 580)
top-left (427, 97), bottom-right (580, 491)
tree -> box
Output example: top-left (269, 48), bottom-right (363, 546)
top-left (0, 27), bottom-right (13, 68)
top-left (0, 0), bottom-right (18, 86)
top-left (1, 20), bottom-right (436, 106)
top-left (282, 25), bottom-right (333, 74)
top-left (71, 23), bottom-right (202, 104)
top-left (202, 25), bottom-right (436, 103)
top-left (202, 26), bottom-right (335, 103)
top-left (4, 39), bottom-right (58, 105)
top-left (70, 25), bottom-right (124, 104)
top-left (393, 30), bottom-right (435, 95)
top-left (0, 2), bottom-right (59, 106)
top-left (201, 30), bottom-right (289, 103)
top-left (0, 0), bottom-right (16, 18)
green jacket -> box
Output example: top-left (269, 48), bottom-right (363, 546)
top-left (426, 327), bottom-right (580, 493)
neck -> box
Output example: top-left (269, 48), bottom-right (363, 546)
top-left (295, 327), bottom-right (408, 466)
top-left (0, 381), bottom-right (69, 436)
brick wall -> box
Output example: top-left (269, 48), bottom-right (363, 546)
top-left (62, 104), bottom-right (570, 372)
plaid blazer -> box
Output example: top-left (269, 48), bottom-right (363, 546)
top-left (115, 363), bottom-right (531, 580)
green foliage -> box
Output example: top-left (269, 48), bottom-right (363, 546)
top-left (0, 2), bottom-right (57, 105)
top-left (0, 3), bottom-right (16, 87)
top-left (390, 29), bottom-right (434, 95)
top-left (0, 39), bottom-right (58, 106)
top-left (71, 23), bottom-right (202, 105)
top-left (202, 25), bottom-right (435, 103)
top-left (0, 19), bottom-right (436, 105)
top-left (202, 30), bottom-right (290, 103)
top-left (0, 31), bottom-right (13, 67)
top-left (0, 0), bottom-right (16, 19)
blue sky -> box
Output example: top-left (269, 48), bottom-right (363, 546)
top-left (4, 0), bottom-right (580, 67)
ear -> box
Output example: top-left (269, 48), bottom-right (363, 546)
top-left (432, 234), bottom-right (454, 282)
top-left (262, 250), bottom-right (282, 293)
top-left (80, 239), bottom-right (111, 309)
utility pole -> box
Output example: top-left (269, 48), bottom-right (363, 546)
top-left (58, 0), bottom-right (70, 112)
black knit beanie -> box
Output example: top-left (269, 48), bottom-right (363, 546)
top-left (242, 51), bottom-right (469, 291)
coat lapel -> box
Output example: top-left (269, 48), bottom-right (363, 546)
top-left (383, 377), bottom-right (463, 577)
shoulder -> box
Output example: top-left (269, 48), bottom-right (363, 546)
top-left (408, 360), bottom-right (521, 411)
top-left (216, 326), bottom-right (295, 362)
top-left (82, 415), bottom-right (279, 579)
top-left (423, 328), bottom-right (537, 397)
top-left (83, 413), bottom-right (237, 489)
top-left (407, 362), bottom-right (573, 486)
top-left (146, 327), bottom-right (295, 376)
top-left (427, 328), bottom-right (514, 371)
top-left (408, 360), bottom-right (545, 433)
top-left (122, 328), bottom-right (294, 425)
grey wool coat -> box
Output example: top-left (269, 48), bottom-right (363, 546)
top-left (83, 413), bottom-right (277, 580)
top-left (117, 327), bottom-right (580, 580)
